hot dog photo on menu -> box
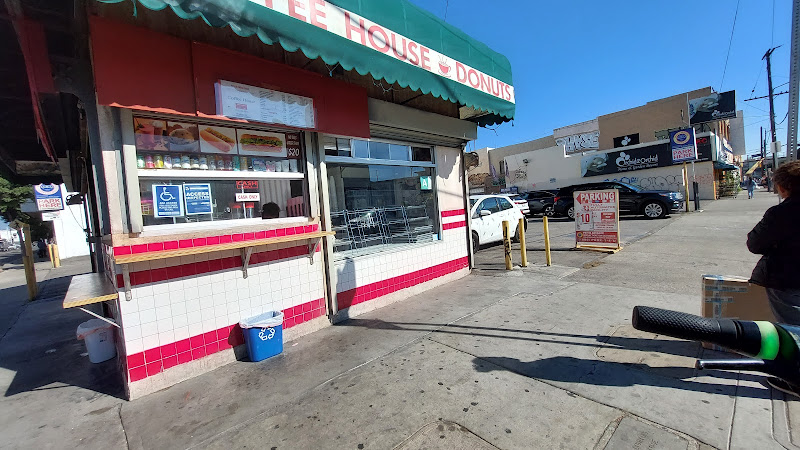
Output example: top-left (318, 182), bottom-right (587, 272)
top-left (237, 130), bottom-right (287, 157)
top-left (199, 125), bottom-right (239, 154)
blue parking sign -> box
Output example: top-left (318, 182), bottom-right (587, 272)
top-left (153, 184), bottom-right (184, 218)
top-left (183, 183), bottom-right (213, 215)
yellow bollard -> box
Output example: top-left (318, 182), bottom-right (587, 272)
top-left (52, 244), bottom-right (60, 268)
top-left (48, 244), bottom-right (55, 268)
top-left (518, 218), bottom-right (528, 267)
top-left (502, 220), bottom-right (512, 270)
top-left (22, 224), bottom-right (37, 300)
top-left (543, 216), bottom-right (552, 267)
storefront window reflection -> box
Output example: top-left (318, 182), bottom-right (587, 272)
top-left (327, 163), bottom-right (438, 258)
top-left (139, 179), bottom-right (305, 226)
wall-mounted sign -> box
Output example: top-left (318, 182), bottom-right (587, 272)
top-left (613, 133), bottom-right (640, 148)
top-left (152, 184), bottom-right (184, 218)
top-left (33, 184), bottom-right (63, 211)
top-left (183, 183), bottom-right (213, 215)
top-left (580, 139), bottom-right (714, 178)
top-left (574, 189), bottom-right (620, 249)
top-left (689, 91), bottom-right (736, 124)
top-left (236, 180), bottom-right (259, 190)
top-left (235, 192), bottom-right (261, 202)
top-left (41, 211), bottom-right (60, 221)
top-left (216, 80), bottom-right (315, 129)
top-left (420, 176), bottom-right (432, 190)
top-left (556, 131), bottom-right (600, 156)
top-left (669, 128), bottom-right (697, 163)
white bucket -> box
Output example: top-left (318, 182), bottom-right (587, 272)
top-left (77, 319), bottom-right (117, 363)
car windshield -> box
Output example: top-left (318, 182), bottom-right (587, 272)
top-left (511, 196), bottom-right (523, 201)
top-left (469, 198), bottom-right (479, 207)
top-left (615, 181), bottom-right (642, 192)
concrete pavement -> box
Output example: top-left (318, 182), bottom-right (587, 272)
top-left (1, 189), bottom-right (797, 449)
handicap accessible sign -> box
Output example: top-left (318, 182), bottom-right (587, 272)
top-left (183, 183), bottom-right (213, 215)
top-left (153, 184), bottom-right (184, 218)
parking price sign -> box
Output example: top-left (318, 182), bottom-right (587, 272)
top-left (573, 189), bottom-right (621, 251)
top-left (153, 184), bottom-right (184, 218)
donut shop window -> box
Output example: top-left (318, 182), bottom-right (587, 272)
top-left (132, 116), bottom-right (308, 226)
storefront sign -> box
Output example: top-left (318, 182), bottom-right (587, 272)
top-left (556, 131), bottom-right (600, 156)
top-left (183, 183), bottom-right (213, 215)
top-left (613, 133), bottom-right (639, 148)
top-left (236, 180), bottom-right (260, 190)
top-left (217, 80), bottom-right (315, 129)
top-left (689, 91), bottom-right (736, 124)
top-left (242, 0), bottom-right (514, 104)
top-left (235, 192), bottom-right (261, 202)
top-left (33, 183), bottom-right (63, 211)
top-left (420, 176), bottom-right (432, 190)
top-left (669, 128), bottom-right (697, 163)
top-left (153, 184), bottom-right (184, 218)
top-left (574, 189), bottom-right (620, 248)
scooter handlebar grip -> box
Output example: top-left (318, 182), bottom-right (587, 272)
top-left (632, 306), bottom-right (724, 342)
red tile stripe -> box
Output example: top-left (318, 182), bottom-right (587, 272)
top-left (113, 224), bottom-right (320, 256)
top-left (126, 298), bottom-right (326, 383)
top-left (116, 243), bottom-right (321, 288)
top-left (441, 209), bottom-right (465, 218)
top-left (442, 220), bottom-right (467, 230)
top-left (336, 256), bottom-right (469, 310)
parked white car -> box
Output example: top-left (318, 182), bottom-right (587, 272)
top-left (469, 195), bottom-right (527, 253)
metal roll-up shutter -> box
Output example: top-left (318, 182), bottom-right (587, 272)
top-left (369, 124), bottom-right (468, 148)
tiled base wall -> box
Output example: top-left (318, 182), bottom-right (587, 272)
top-left (126, 297), bottom-right (325, 382)
top-left (336, 256), bottom-right (469, 310)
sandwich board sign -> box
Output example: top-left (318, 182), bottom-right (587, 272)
top-left (33, 184), bottom-right (63, 211)
top-left (574, 189), bottom-right (621, 252)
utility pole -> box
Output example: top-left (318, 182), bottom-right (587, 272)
top-left (761, 126), bottom-right (765, 159)
top-left (787, 0), bottom-right (800, 161)
top-left (764, 47), bottom-right (781, 145)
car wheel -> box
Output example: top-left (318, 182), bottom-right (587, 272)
top-left (471, 231), bottom-right (479, 254)
top-left (544, 206), bottom-right (555, 217)
top-left (642, 201), bottom-right (666, 219)
top-left (567, 204), bottom-right (576, 220)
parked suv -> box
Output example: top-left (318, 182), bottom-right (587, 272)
top-left (517, 190), bottom-right (558, 216)
top-left (553, 181), bottom-right (684, 219)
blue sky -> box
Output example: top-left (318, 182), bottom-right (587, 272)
top-left (409, 0), bottom-right (793, 157)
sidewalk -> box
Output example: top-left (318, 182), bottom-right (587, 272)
top-left (1, 191), bottom-right (795, 449)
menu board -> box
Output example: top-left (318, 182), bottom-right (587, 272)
top-left (237, 129), bottom-right (287, 158)
top-left (134, 117), bottom-right (199, 152)
top-left (134, 115), bottom-right (305, 174)
top-left (199, 125), bottom-right (239, 154)
top-left (216, 80), bottom-right (315, 129)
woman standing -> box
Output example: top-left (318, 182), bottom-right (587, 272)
top-left (747, 176), bottom-right (757, 199)
top-left (747, 160), bottom-right (800, 324)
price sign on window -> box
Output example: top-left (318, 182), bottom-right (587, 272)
top-left (286, 133), bottom-right (302, 159)
top-left (573, 189), bottom-right (620, 249)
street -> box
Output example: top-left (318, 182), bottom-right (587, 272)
top-left (0, 190), bottom-right (794, 449)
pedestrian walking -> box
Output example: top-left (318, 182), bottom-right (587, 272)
top-left (747, 160), bottom-right (800, 324)
top-left (746, 176), bottom-right (757, 199)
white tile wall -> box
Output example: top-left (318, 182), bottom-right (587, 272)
top-left (334, 226), bottom-right (468, 294)
top-left (119, 245), bottom-right (326, 355)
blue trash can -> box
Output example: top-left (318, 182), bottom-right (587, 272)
top-left (240, 311), bottom-right (284, 362)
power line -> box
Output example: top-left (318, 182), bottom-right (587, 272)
top-left (720, 0), bottom-right (741, 90)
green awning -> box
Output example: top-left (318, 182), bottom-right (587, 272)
top-left (97, 0), bottom-right (515, 126)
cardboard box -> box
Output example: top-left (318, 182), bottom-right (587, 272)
top-left (702, 275), bottom-right (774, 350)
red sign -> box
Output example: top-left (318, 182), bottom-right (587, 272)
top-left (236, 180), bottom-right (259, 191)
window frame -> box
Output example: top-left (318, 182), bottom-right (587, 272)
top-left (122, 110), bottom-right (314, 233)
